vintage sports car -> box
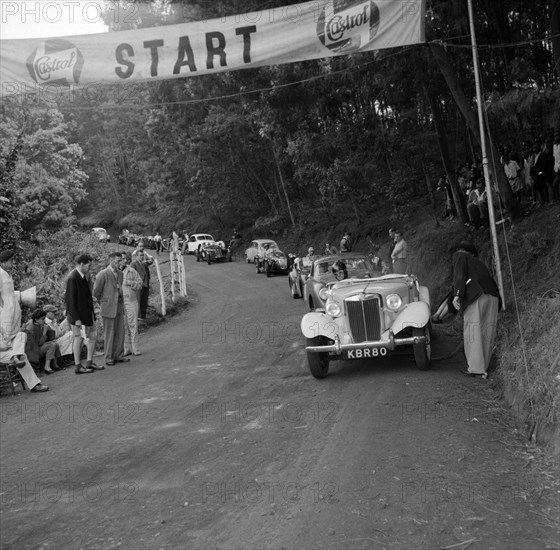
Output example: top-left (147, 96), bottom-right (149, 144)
top-left (288, 256), bottom-right (313, 299)
top-left (304, 253), bottom-right (378, 311)
top-left (300, 274), bottom-right (431, 378)
top-left (245, 239), bottom-right (278, 263)
top-left (196, 241), bottom-right (232, 264)
top-left (255, 246), bottom-right (293, 277)
top-left (185, 234), bottom-right (215, 254)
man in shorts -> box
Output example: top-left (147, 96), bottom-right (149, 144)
top-left (65, 254), bottom-right (100, 374)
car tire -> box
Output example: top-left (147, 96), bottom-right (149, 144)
top-left (255, 261), bottom-right (261, 274)
top-left (412, 325), bottom-right (431, 370)
top-left (207, 257), bottom-right (212, 265)
top-left (306, 337), bottom-right (330, 379)
top-left (265, 261), bottom-right (271, 277)
top-left (308, 296), bottom-right (315, 311)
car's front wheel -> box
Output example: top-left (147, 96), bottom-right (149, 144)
top-left (412, 325), bottom-right (431, 370)
top-left (255, 259), bottom-right (261, 273)
top-left (306, 337), bottom-right (330, 379)
top-left (265, 261), bottom-right (272, 277)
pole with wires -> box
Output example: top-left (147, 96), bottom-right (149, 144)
top-left (467, 0), bottom-right (506, 310)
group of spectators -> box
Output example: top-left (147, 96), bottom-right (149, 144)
top-left (437, 128), bottom-right (560, 226)
top-left (0, 241), bottom-right (154, 394)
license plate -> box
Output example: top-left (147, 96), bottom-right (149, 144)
top-left (344, 347), bottom-right (388, 359)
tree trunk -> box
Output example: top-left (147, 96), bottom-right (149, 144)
top-left (429, 43), bottom-right (522, 219)
top-left (551, 0), bottom-right (560, 82)
top-left (272, 143), bottom-right (296, 228)
top-left (424, 84), bottom-right (469, 223)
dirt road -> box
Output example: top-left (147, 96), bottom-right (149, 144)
top-left (1, 255), bottom-right (558, 549)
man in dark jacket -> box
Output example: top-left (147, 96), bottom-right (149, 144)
top-left (65, 254), bottom-right (98, 374)
top-left (452, 242), bottom-right (501, 379)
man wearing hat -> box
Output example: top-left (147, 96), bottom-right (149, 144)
top-left (0, 250), bottom-right (49, 392)
top-left (44, 304), bottom-right (74, 359)
top-left (452, 241), bottom-right (501, 379)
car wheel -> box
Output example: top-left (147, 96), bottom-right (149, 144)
top-left (255, 260), bottom-right (261, 274)
top-left (413, 325), bottom-right (431, 370)
top-left (207, 257), bottom-right (212, 265)
top-left (308, 296), bottom-right (315, 311)
top-left (306, 337), bottom-right (330, 379)
top-left (299, 282), bottom-right (304, 298)
top-left (265, 261), bottom-right (271, 277)
top-left (246, 256), bottom-right (251, 263)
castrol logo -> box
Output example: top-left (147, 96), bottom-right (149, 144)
top-left (317, 0), bottom-right (380, 53)
top-left (26, 38), bottom-right (84, 85)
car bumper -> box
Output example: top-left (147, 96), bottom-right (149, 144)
top-left (305, 333), bottom-right (426, 353)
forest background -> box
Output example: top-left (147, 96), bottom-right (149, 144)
top-left (1, 0), bottom-right (559, 450)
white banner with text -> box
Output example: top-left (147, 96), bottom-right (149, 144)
top-left (1, 0), bottom-right (425, 96)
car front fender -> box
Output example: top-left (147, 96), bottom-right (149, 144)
top-left (391, 301), bottom-right (430, 334)
top-left (301, 312), bottom-right (338, 340)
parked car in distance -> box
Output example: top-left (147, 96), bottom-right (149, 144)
top-left (304, 253), bottom-right (377, 311)
top-left (300, 273), bottom-right (432, 378)
top-left (288, 255), bottom-right (313, 299)
top-left (185, 234), bottom-right (215, 254)
top-left (92, 227), bottom-right (110, 243)
top-left (245, 239), bottom-right (278, 264)
top-left (196, 241), bottom-right (232, 264)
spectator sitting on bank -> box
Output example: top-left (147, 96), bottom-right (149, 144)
top-left (44, 304), bottom-right (74, 364)
top-left (24, 308), bottom-right (63, 375)
top-left (324, 242), bottom-right (338, 255)
top-left (465, 181), bottom-right (481, 227)
top-left (0, 250), bottom-right (49, 392)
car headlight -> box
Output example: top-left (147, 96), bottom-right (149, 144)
top-left (318, 287), bottom-right (330, 301)
top-left (386, 294), bottom-right (402, 311)
top-left (325, 299), bottom-right (342, 317)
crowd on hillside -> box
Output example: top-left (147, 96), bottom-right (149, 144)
top-left (0, 241), bottom-right (155, 394)
top-left (437, 128), bottom-right (560, 226)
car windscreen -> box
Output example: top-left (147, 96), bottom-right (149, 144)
top-left (315, 257), bottom-right (372, 279)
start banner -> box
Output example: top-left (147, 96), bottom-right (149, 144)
top-left (1, 0), bottom-right (425, 95)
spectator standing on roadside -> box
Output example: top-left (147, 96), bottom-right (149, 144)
top-left (387, 228), bottom-right (396, 271)
top-left (93, 252), bottom-right (129, 367)
top-left (340, 232), bottom-right (353, 253)
top-left (153, 232), bottom-right (163, 255)
top-left (0, 250), bottom-right (49, 392)
top-left (452, 241), bottom-right (501, 379)
top-left (65, 253), bottom-right (99, 374)
top-left (120, 253), bottom-right (143, 356)
top-left (391, 230), bottom-right (408, 274)
top-left (133, 241), bottom-right (154, 320)
top-left (131, 250), bottom-right (149, 320)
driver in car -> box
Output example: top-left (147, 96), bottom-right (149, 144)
top-left (332, 260), bottom-right (348, 281)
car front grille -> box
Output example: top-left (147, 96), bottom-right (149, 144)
top-left (345, 295), bottom-right (382, 343)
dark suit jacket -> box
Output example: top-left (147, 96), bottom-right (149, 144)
top-left (65, 268), bottom-right (95, 326)
top-left (93, 266), bottom-right (123, 318)
top-left (453, 251), bottom-right (501, 310)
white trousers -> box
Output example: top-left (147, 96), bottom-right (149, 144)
top-left (123, 296), bottom-right (139, 354)
top-left (463, 294), bottom-right (499, 374)
top-left (0, 332), bottom-right (41, 390)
